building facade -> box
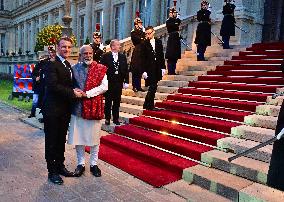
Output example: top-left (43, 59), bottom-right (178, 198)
top-left (0, 0), bottom-right (283, 55)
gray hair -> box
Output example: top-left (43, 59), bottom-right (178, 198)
top-left (80, 45), bottom-right (93, 54)
top-left (110, 39), bottom-right (120, 47)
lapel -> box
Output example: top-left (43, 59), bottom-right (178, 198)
top-left (55, 56), bottom-right (73, 81)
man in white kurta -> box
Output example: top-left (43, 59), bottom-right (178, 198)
top-left (68, 45), bottom-right (108, 177)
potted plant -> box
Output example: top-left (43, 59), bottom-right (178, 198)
top-left (11, 52), bottom-right (16, 57)
top-left (26, 50), bottom-right (30, 55)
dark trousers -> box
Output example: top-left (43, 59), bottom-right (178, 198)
top-left (167, 59), bottom-right (177, 75)
top-left (267, 102), bottom-right (284, 191)
top-left (44, 114), bottom-right (70, 174)
top-left (104, 82), bottom-right (123, 121)
top-left (143, 83), bottom-right (158, 110)
top-left (222, 35), bottom-right (231, 49)
top-left (197, 44), bottom-right (207, 61)
top-left (132, 72), bottom-right (142, 90)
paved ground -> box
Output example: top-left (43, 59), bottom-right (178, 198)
top-left (0, 102), bottom-right (185, 202)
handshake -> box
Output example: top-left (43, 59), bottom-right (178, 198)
top-left (73, 88), bottom-right (87, 98)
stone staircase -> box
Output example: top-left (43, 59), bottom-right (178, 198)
top-left (101, 42), bottom-right (284, 201)
top-left (102, 44), bottom-right (245, 127)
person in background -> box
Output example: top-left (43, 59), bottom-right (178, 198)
top-left (194, 1), bottom-right (211, 61)
top-left (142, 26), bottom-right (166, 111)
top-left (101, 39), bottom-right (129, 125)
top-left (220, 0), bottom-right (236, 49)
top-left (165, 7), bottom-right (181, 75)
top-left (130, 17), bottom-right (146, 92)
top-left (29, 47), bottom-right (56, 119)
top-left (68, 45), bottom-right (108, 177)
top-left (90, 32), bottom-right (105, 63)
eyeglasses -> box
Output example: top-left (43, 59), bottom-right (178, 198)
top-left (145, 31), bottom-right (153, 35)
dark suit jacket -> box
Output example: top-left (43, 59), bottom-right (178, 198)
top-left (101, 51), bottom-right (129, 84)
top-left (43, 56), bottom-right (75, 116)
top-left (144, 38), bottom-right (166, 84)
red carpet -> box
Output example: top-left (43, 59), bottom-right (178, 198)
top-left (98, 42), bottom-right (284, 187)
top-left (99, 134), bottom-right (197, 187)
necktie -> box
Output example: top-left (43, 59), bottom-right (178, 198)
top-left (63, 60), bottom-right (72, 78)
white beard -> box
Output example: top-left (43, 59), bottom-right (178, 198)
top-left (83, 60), bottom-right (93, 66)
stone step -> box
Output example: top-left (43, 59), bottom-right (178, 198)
top-left (231, 125), bottom-right (275, 143)
top-left (158, 80), bottom-right (189, 88)
top-left (176, 70), bottom-right (207, 76)
top-left (256, 104), bottom-right (281, 117)
top-left (266, 95), bottom-right (284, 106)
top-left (157, 86), bottom-right (179, 94)
top-left (217, 137), bottom-right (272, 163)
top-left (164, 180), bottom-right (231, 202)
top-left (208, 57), bottom-right (230, 61)
top-left (183, 165), bottom-right (253, 201)
top-left (201, 150), bottom-right (269, 184)
top-left (122, 89), bottom-right (169, 100)
top-left (177, 59), bottom-right (224, 67)
top-left (239, 183), bottom-right (284, 202)
top-left (244, 114), bottom-right (277, 130)
top-left (163, 74), bottom-right (197, 82)
top-left (176, 65), bottom-right (216, 71)
top-left (121, 95), bottom-right (161, 106)
top-left (183, 51), bottom-right (239, 58)
top-left (119, 103), bottom-right (144, 116)
top-left (101, 112), bottom-right (137, 133)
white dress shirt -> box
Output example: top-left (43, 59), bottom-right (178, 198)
top-left (57, 54), bottom-right (73, 78)
top-left (150, 38), bottom-right (155, 51)
top-left (112, 52), bottom-right (118, 62)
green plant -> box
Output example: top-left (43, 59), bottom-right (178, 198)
top-left (35, 25), bottom-right (77, 51)
top-left (84, 36), bottom-right (90, 45)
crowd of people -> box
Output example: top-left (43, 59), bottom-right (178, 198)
top-left (26, 0), bottom-right (271, 187)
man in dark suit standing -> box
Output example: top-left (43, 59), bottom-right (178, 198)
top-left (101, 39), bottom-right (129, 125)
top-left (43, 36), bottom-right (82, 185)
top-left (143, 26), bottom-right (166, 111)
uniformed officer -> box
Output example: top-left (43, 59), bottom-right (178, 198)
top-left (90, 32), bottom-right (105, 63)
top-left (194, 1), bottom-right (211, 61)
top-left (165, 7), bottom-right (181, 75)
top-left (220, 0), bottom-right (236, 49)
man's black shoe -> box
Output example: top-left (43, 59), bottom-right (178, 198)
top-left (105, 119), bottom-right (110, 125)
top-left (48, 173), bottom-right (63, 185)
top-left (38, 118), bottom-right (44, 123)
top-left (90, 165), bottom-right (101, 177)
top-left (150, 107), bottom-right (159, 111)
top-left (113, 120), bottom-right (121, 125)
top-left (58, 166), bottom-right (74, 177)
top-left (133, 88), bottom-right (138, 92)
top-left (74, 165), bottom-right (85, 177)
top-left (28, 114), bottom-right (35, 118)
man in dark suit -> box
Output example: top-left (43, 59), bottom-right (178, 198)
top-left (142, 26), bottom-right (166, 110)
top-left (101, 39), bottom-right (129, 125)
top-left (43, 36), bottom-right (82, 185)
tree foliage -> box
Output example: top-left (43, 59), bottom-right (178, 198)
top-left (34, 25), bottom-right (77, 52)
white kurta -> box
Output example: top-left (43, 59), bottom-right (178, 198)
top-left (68, 75), bottom-right (108, 146)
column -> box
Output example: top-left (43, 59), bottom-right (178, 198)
top-left (59, 7), bottom-right (64, 25)
top-left (123, 0), bottom-right (133, 38)
top-left (23, 21), bottom-right (28, 52)
top-left (38, 15), bottom-right (43, 32)
top-left (84, 0), bottom-right (93, 41)
top-left (150, 0), bottom-right (160, 26)
top-left (103, 0), bottom-right (111, 41)
top-left (17, 24), bottom-right (21, 52)
top-left (70, 0), bottom-right (78, 36)
top-left (30, 19), bottom-right (35, 52)
top-left (47, 11), bottom-right (53, 25)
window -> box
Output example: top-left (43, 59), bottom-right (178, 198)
top-left (79, 15), bottom-right (85, 46)
top-left (114, 4), bottom-right (125, 39)
top-left (95, 10), bottom-right (103, 34)
top-left (138, 0), bottom-right (151, 27)
top-left (0, 0), bottom-right (4, 10)
top-left (0, 34), bottom-right (5, 55)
